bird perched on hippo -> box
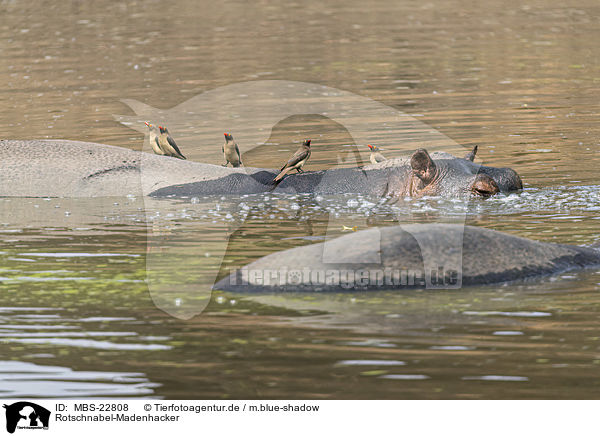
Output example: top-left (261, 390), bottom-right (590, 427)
top-left (222, 133), bottom-right (243, 167)
top-left (144, 122), bottom-right (186, 159)
top-left (273, 139), bottom-right (312, 183)
top-left (367, 144), bottom-right (387, 164)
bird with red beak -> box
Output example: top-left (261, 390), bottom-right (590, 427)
top-left (367, 144), bottom-right (387, 164)
top-left (144, 122), bottom-right (164, 156)
top-left (222, 133), bottom-right (243, 167)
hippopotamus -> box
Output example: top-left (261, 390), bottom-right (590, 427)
top-left (0, 139), bottom-right (521, 198)
top-left (214, 224), bottom-right (600, 292)
top-left (152, 148), bottom-right (522, 198)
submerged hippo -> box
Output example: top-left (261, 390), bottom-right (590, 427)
top-left (214, 224), bottom-right (600, 292)
top-left (0, 139), bottom-right (521, 198)
top-left (152, 148), bottom-right (523, 198)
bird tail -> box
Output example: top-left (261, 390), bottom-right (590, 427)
top-left (272, 167), bottom-right (292, 184)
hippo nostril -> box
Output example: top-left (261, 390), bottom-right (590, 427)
top-left (472, 174), bottom-right (499, 197)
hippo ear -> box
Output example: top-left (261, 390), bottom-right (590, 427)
top-left (410, 149), bottom-right (437, 183)
top-left (464, 145), bottom-right (478, 162)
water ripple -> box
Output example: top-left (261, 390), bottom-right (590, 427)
top-left (462, 375), bottom-right (529, 382)
top-left (5, 338), bottom-right (172, 351)
top-left (0, 361), bottom-right (159, 398)
top-left (337, 359), bottom-right (406, 366)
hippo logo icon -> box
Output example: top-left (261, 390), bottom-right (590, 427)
top-left (3, 402), bottom-right (50, 434)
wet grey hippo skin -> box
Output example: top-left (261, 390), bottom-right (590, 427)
top-left (0, 139), bottom-right (250, 197)
top-left (214, 224), bottom-right (600, 292)
top-left (153, 148), bottom-right (523, 198)
top-left (0, 139), bottom-right (521, 198)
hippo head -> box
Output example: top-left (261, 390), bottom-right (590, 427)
top-left (408, 148), bottom-right (522, 198)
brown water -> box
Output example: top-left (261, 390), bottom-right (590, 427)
top-left (1, 0), bottom-right (600, 399)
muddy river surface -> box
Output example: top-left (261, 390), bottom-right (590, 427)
top-left (1, 0), bottom-right (600, 399)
